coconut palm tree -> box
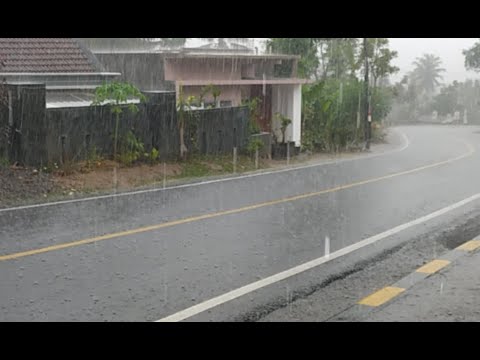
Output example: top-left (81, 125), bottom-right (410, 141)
top-left (411, 54), bottom-right (445, 97)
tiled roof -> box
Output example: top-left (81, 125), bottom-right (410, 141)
top-left (0, 38), bottom-right (100, 73)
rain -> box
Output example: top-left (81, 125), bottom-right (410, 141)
top-left (1, 38), bottom-right (480, 322)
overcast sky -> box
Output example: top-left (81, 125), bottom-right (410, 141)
top-left (388, 38), bottom-right (480, 85)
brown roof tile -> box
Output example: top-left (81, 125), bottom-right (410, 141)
top-left (0, 38), bottom-right (99, 73)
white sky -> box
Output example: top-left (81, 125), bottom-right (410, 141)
top-left (387, 38), bottom-right (479, 84)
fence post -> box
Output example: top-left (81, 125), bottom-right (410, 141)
top-left (255, 148), bottom-right (259, 170)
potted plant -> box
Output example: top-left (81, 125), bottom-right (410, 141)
top-left (272, 113), bottom-right (294, 159)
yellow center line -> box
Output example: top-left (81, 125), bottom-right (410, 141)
top-left (358, 286), bottom-right (406, 307)
top-left (0, 142), bottom-right (475, 262)
top-left (416, 259), bottom-right (451, 274)
top-left (456, 240), bottom-right (480, 251)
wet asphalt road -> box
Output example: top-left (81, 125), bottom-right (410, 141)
top-left (1, 125), bottom-right (480, 321)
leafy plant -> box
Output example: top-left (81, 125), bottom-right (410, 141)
top-left (118, 130), bottom-right (145, 166)
top-left (92, 82), bottom-right (146, 162)
top-left (243, 97), bottom-right (262, 135)
top-left (0, 156), bottom-right (9, 168)
top-left (85, 145), bottom-right (103, 169)
top-left (211, 86), bottom-right (221, 106)
top-left (146, 147), bottom-right (159, 164)
top-left (177, 86), bottom-right (198, 160)
top-left (247, 138), bottom-right (264, 155)
top-left (275, 113), bottom-right (292, 144)
top-left (200, 84), bottom-right (222, 108)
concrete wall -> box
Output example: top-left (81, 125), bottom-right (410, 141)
top-left (165, 57), bottom-right (293, 82)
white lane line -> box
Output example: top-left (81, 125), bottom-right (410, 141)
top-left (0, 129), bottom-right (409, 213)
top-left (156, 192), bottom-right (480, 322)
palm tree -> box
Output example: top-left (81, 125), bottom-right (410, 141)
top-left (411, 54), bottom-right (445, 97)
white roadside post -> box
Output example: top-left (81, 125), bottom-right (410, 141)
top-left (286, 141), bottom-right (290, 166)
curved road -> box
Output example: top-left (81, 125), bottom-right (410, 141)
top-left (1, 125), bottom-right (480, 321)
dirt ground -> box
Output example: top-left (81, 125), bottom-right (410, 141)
top-left (0, 134), bottom-right (386, 209)
top-left (0, 151), bottom-right (360, 208)
top-left (0, 165), bottom-right (55, 207)
top-left (52, 160), bottom-right (184, 194)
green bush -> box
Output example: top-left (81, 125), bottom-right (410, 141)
top-left (146, 147), bottom-right (159, 164)
top-left (85, 145), bottom-right (103, 167)
top-left (0, 156), bottom-right (9, 168)
top-left (247, 138), bottom-right (264, 154)
top-left (302, 79), bottom-right (393, 152)
top-left (118, 131), bottom-right (145, 166)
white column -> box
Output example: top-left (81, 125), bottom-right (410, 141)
top-left (271, 84), bottom-right (302, 146)
top-left (292, 84), bottom-right (302, 146)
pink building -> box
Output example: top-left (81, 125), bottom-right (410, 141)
top-left (164, 53), bottom-right (310, 146)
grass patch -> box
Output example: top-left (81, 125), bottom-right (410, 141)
top-left (0, 157), bottom-right (9, 168)
top-left (178, 161), bottom-right (211, 178)
top-left (174, 154), bottom-right (269, 180)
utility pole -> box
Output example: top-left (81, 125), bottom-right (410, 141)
top-left (363, 38), bottom-right (371, 150)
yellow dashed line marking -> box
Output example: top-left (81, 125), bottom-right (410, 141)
top-left (357, 237), bottom-right (480, 312)
top-left (456, 240), bottom-right (480, 251)
top-left (416, 259), bottom-right (450, 274)
top-left (358, 286), bottom-right (406, 307)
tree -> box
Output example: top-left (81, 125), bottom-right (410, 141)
top-left (432, 84), bottom-right (459, 116)
top-left (92, 82), bottom-right (146, 161)
top-left (267, 38), bottom-right (320, 79)
top-left (268, 38), bottom-right (397, 151)
top-left (370, 39), bottom-right (399, 89)
top-left (322, 38), bottom-right (360, 80)
top-left (357, 38), bottom-right (399, 89)
top-left (411, 54), bottom-right (445, 96)
top-left (463, 39), bottom-right (480, 71)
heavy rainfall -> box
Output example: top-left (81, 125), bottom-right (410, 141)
top-left (1, 38), bottom-right (480, 322)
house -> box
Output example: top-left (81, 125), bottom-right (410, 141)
top-left (0, 38), bottom-right (120, 108)
top-left (164, 51), bottom-right (310, 147)
top-left (88, 39), bottom-right (310, 148)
